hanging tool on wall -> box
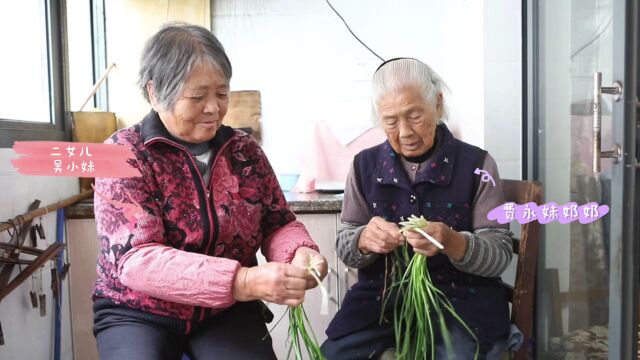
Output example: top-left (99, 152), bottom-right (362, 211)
top-left (60, 262), bottom-right (70, 281)
top-left (0, 192), bottom-right (91, 346)
top-left (0, 191), bottom-right (93, 235)
top-left (38, 266), bottom-right (46, 317)
top-left (0, 243), bottom-right (65, 302)
top-left (0, 192), bottom-right (91, 301)
top-left (0, 200), bottom-right (42, 346)
top-left (29, 225), bottom-right (38, 248)
top-left (51, 263), bottom-right (59, 301)
top-left (36, 219), bottom-right (45, 241)
top-left (0, 200), bottom-right (41, 288)
top-left (0, 242), bottom-right (44, 256)
top-left (28, 219), bottom-right (46, 248)
top-left (30, 275), bottom-right (38, 309)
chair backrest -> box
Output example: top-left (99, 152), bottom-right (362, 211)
top-left (501, 179), bottom-right (543, 360)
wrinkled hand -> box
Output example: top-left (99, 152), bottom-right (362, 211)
top-left (404, 221), bottom-right (467, 260)
top-left (233, 262), bottom-right (308, 306)
top-left (358, 216), bottom-right (404, 254)
top-left (291, 247), bottom-right (328, 289)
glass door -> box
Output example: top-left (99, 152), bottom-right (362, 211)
top-left (531, 0), bottom-right (638, 358)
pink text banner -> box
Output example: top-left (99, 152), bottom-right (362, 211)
top-left (11, 141), bottom-right (139, 178)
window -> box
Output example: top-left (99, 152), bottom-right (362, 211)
top-left (0, 0), bottom-right (67, 147)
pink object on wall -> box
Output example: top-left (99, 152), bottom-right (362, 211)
top-left (294, 122), bottom-right (386, 192)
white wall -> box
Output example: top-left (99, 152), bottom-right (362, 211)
top-left (0, 149), bottom-right (78, 360)
top-left (481, 0), bottom-right (523, 288)
top-left (212, 0), bottom-right (493, 177)
top-left (483, 0), bottom-right (523, 180)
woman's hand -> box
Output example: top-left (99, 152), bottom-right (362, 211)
top-left (404, 221), bottom-right (467, 260)
top-left (291, 247), bottom-right (328, 289)
top-left (232, 263), bottom-right (309, 306)
top-left (358, 216), bottom-right (404, 254)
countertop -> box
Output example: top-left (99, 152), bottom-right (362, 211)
top-left (65, 191), bottom-right (343, 219)
top-left (284, 191), bottom-right (343, 214)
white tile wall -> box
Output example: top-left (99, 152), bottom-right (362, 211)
top-left (483, 0), bottom-right (523, 180)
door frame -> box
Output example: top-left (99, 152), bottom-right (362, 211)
top-left (525, 0), bottom-right (639, 358)
top-left (610, 0), bottom-right (639, 358)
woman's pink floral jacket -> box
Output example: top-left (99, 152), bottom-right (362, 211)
top-left (93, 111), bottom-right (317, 326)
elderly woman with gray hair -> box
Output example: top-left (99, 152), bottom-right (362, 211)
top-left (91, 23), bottom-right (327, 359)
top-left (321, 58), bottom-right (519, 359)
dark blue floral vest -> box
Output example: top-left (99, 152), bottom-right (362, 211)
top-left (326, 125), bottom-right (510, 345)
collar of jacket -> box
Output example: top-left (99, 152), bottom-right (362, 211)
top-left (375, 123), bottom-right (457, 188)
top-left (139, 110), bottom-right (234, 150)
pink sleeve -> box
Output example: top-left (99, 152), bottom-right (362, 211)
top-left (95, 135), bottom-right (240, 309)
top-left (262, 220), bottom-right (319, 263)
top-left (119, 244), bottom-right (240, 308)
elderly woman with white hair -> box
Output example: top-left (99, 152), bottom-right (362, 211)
top-left (321, 58), bottom-right (517, 359)
top-left (91, 23), bottom-right (327, 359)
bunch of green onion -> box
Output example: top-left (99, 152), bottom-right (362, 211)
top-left (287, 304), bottom-right (325, 360)
top-left (382, 215), bottom-right (478, 359)
top-left (285, 257), bottom-right (327, 360)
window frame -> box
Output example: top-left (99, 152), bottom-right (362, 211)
top-left (0, 0), bottom-right (70, 148)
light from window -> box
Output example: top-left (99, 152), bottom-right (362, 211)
top-left (0, 1), bottom-right (52, 123)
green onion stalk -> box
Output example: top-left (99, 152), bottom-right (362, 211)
top-left (285, 256), bottom-right (328, 360)
top-left (382, 215), bottom-right (479, 359)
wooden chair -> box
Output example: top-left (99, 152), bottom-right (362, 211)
top-left (501, 179), bottom-right (543, 360)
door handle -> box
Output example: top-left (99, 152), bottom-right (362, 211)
top-left (593, 72), bottom-right (623, 173)
top-left (636, 98), bottom-right (640, 169)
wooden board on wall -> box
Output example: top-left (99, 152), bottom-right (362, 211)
top-left (105, 0), bottom-right (211, 129)
top-left (223, 90), bottom-right (262, 143)
top-left (66, 219), bottom-right (100, 360)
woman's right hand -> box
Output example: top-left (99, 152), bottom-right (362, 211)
top-left (232, 263), bottom-right (309, 306)
top-left (357, 216), bottom-right (404, 254)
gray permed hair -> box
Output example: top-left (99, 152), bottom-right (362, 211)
top-left (138, 23), bottom-right (232, 111)
top-left (371, 58), bottom-right (449, 124)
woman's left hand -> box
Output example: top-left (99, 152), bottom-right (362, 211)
top-left (291, 247), bottom-right (328, 289)
top-left (404, 222), bottom-right (467, 261)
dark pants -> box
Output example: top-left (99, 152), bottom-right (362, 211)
top-left (95, 302), bottom-right (277, 360)
top-left (321, 319), bottom-right (514, 360)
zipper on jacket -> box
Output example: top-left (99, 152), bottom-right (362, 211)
top-left (202, 138), bottom-right (234, 256)
top-left (146, 138), bottom-right (213, 324)
top-left (147, 138), bottom-right (214, 247)
top-left (197, 138), bottom-right (234, 322)
top-left (146, 135), bottom-right (234, 324)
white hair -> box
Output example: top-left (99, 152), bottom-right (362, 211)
top-left (371, 58), bottom-right (449, 124)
